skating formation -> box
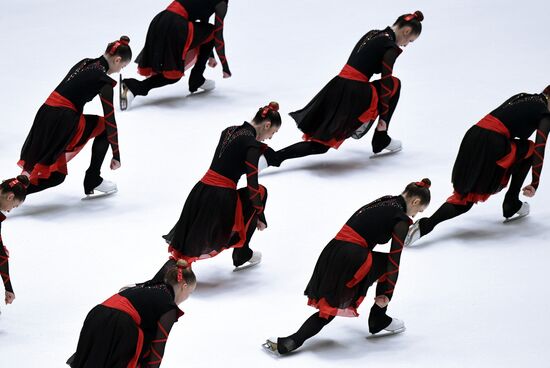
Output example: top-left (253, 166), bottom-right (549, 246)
top-left (1, 1), bottom-right (549, 367)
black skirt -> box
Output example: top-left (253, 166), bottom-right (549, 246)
top-left (305, 239), bottom-right (372, 318)
top-left (290, 76), bottom-right (376, 148)
top-left (136, 10), bottom-right (214, 79)
top-left (67, 305), bottom-right (139, 368)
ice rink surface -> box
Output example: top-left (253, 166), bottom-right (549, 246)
top-left (1, 1), bottom-right (550, 367)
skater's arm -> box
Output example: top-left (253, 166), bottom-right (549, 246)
top-left (214, 1), bottom-right (231, 76)
top-left (530, 117), bottom-right (550, 190)
top-left (141, 309), bottom-right (179, 367)
top-left (245, 147), bottom-right (264, 215)
top-left (99, 85), bottom-right (121, 163)
top-left (0, 237), bottom-right (14, 295)
top-left (375, 220), bottom-right (408, 300)
top-left (378, 47), bottom-right (401, 124)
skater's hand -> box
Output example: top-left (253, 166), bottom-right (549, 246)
top-left (5, 291), bottom-right (15, 305)
top-left (376, 119), bottom-right (387, 131)
top-left (208, 57), bottom-right (218, 68)
top-left (522, 185), bottom-right (536, 197)
top-left (110, 159), bottom-right (121, 170)
top-left (374, 295), bottom-right (389, 308)
top-left (256, 219), bottom-right (267, 231)
top-left (223, 71), bottom-right (232, 79)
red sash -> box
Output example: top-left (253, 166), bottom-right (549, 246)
top-left (334, 225), bottom-right (373, 288)
top-left (338, 64), bottom-right (370, 82)
top-left (476, 114), bottom-right (510, 139)
top-left (166, 1), bottom-right (188, 18)
top-left (45, 91), bottom-right (77, 112)
top-left (200, 169), bottom-right (237, 189)
top-left (102, 294), bottom-right (144, 368)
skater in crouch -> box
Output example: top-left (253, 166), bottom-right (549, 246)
top-left (263, 179), bottom-right (431, 355)
top-left (18, 37), bottom-right (131, 198)
top-left (0, 176), bottom-right (29, 308)
top-left (67, 260), bottom-right (195, 368)
top-left (406, 88), bottom-right (550, 247)
top-left (120, 0), bottom-right (231, 110)
top-left (152, 102), bottom-right (281, 278)
top-left (264, 11), bottom-right (424, 168)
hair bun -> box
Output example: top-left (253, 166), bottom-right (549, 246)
top-left (176, 259), bottom-right (189, 268)
top-left (268, 101), bottom-right (279, 112)
top-left (16, 175), bottom-right (30, 188)
top-left (543, 85), bottom-right (550, 96)
top-left (119, 35), bottom-right (130, 45)
top-left (413, 10), bottom-right (424, 22)
top-left (420, 178), bottom-right (431, 188)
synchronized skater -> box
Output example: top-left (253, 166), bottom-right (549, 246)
top-left (263, 179), bottom-right (431, 355)
top-left (120, 0), bottom-right (231, 110)
top-left (18, 37), bottom-right (132, 197)
top-left (68, 260), bottom-right (195, 367)
top-left (406, 88), bottom-right (550, 246)
top-left (265, 11), bottom-right (423, 168)
top-left (0, 175), bottom-right (29, 308)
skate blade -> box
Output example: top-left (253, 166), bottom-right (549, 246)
top-left (119, 75), bottom-right (127, 111)
top-left (81, 189), bottom-right (118, 200)
top-left (261, 340), bottom-right (280, 357)
top-left (503, 213), bottom-right (529, 223)
top-left (233, 260), bottom-right (261, 272)
top-left (370, 147), bottom-right (403, 159)
top-left (367, 326), bottom-right (406, 339)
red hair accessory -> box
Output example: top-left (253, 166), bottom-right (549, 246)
top-left (8, 179), bottom-right (19, 188)
top-left (177, 264), bottom-right (184, 283)
top-left (108, 38), bottom-right (129, 55)
top-left (404, 13), bottom-right (416, 21)
top-left (260, 102), bottom-right (280, 118)
top-left (415, 181), bottom-right (430, 189)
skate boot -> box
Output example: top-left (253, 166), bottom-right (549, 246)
top-left (404, 220), bottom-right (421, 247)
top-left (233, 251), bottom-right (262, 272)
top-left (119, 75), bottom-right (134, 111)
top-left (82, 179), bottom-right (118, 200)
top-left (189, 77), bottom-right (215, 93)
top-left (371, 137), bottom-right (402, 158)
top-left (503, 202), bottom-right (530, 223)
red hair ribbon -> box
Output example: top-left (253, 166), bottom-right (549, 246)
top-left (8, 179), bottom-right (19, 188)
top-left (177, 265), bottom-right (183, 283)
top-left (415, 181), bottom-right (430, 189)
top-left (260, 102), bottom-right (279, 118)
top-left (108, 39), bottom-right (128, 55)
top-left (404, 13), bottom-right (417, 21)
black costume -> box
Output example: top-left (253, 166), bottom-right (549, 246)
top-left (19, 56), bottom-right (120, 194)
top-left (0, 213), bottom-right (14, 296)
top-left (275, 195), bottom-right (411, 354)
top-left (161, 122), bottom-right (267, 267)
top-left (68, 282), bottom-right (183, 367)
top-left (124, 0), bottom-right (230, 96)
top-left (418, 93), bottom-right (550, 237)
top-left (266, 27), bottom-right (402, 166)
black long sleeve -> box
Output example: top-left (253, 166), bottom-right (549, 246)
top-left (531, 117), bottom-right (550, 189)
top-left (99, 84), bottom-right (120, 162)
top-left (0, 231), bottom-right (13, 293)
top-left (245, 146), bottom-right (263, 214)
top-left (375, 220), bottom-right (408, 300)
top-left (214, 2), bottom-right (230, 75)
top-left (378, 48), bottom-right (400, 123)
top-left (141, 309), bottom-right (179, 367)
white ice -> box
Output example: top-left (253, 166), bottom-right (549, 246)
top-left (1, 1), bottom-right (550, 367)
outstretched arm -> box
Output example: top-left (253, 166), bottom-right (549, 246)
top-left (141, 309), bottom-right (179, 367)
top-left (528, 117), bottom-right (550, 191)
top-left (375, 220), bottom-right (409, 301)
top-left (0, 234), bottom-right (14, 302)
top-left (377, 47), bottom-right (401, 126)
top-left (245, 146), bottom-right (264, 217)
top-left (99, 84), bottom-right (121, 166)
top-left (214, 1), bottom-right (231, 77)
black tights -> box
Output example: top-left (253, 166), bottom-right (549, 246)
top-left (277, 313), bottom-right (335, 354)
top-left (266, 142), bottom-right (330, 167)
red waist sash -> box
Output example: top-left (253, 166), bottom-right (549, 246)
top-left (45, 91), bottom-right (77, 112)
top-left (338, 64), bottom-right (370, 82)
top-left (200, 169), bottom-right (237, 189)
top-left (166, 1), bottom-right (189, 19)
top-left (335, 224), bottom-right (368, 247)
top-left (476, 114), bottom-right (511, 139)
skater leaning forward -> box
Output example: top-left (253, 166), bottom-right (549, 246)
top-left (0, 176), bottom-right (29, 308)
top-left (264, 179), bottom-right (431, 355)
top-left (121, 0), bottom-right (231, 110)
top-left (406, 87), bottom-right (550, 247)
top-left (264, 11), bottom-right (424, 167)
top-left (150, 102), bottom-right (281, 279)
top-left (18, 37), bottom-right (132, 197)
top-left (67, 260), bottom-right (195, 368)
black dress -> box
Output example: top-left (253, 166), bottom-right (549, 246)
top-left (68, 283), bottom-right (183, 368)
top-left (290, 27), bottom-right (402, 148)
top-left (136, 0), bottom-right (230, 79)
top-left (164, 122), bottom-right (268, 263)
top-left (18, 56), bottom-right (119, 186)
top-left (305, 195), bottom-right (411, 318)
top-left (449, 93), bottom-right (550, 205)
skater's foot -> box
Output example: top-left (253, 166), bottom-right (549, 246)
top-left (84, 179), bottom-right (118, 198)
top-left (404, 220), bottom-right (421, 247)
top-left (262, 336), bottom-right (298, 355)
top-left (119, 75), bottom-right (135, 111)
top-left (263, 147), bottom-right (282, 167)
top-left (262, 338), bottom-right (280, 356)
top-left (233, 251), bottom-right (262, 272)
top-left (502, 196), bottom-right (523, 219)
top-left (384, 318), bottom-right (405, 333)
top-left (503, 202), bottom-right (530, 223)
top-left (189, 75), bottom-right (215, 93)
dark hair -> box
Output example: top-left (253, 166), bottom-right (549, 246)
top-left (252, 101), bottom-right (282, 128)
top-left (543, 85), bottom-right (550, 97)
top-left (164, 259), bottom-right (196, 286)
top-left (403, 178), bottom-right (431, 205)
top-left (0, 175), bottom-right (30, 202)
top-left (393, 11), bottom-right (424, 35)
top-left (105, 36), bottom-right (132, 62)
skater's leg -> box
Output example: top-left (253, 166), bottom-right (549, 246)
top-left (418, 201), bottom-right (474, 237)
top-left (371, 77), bottom-right (401, 153)
top-left (265, 142), bottom-right (330, 167)
top-left (123, 74), bottom-right (181, 97)
top-left (503, 145), bottom-right (533, 218)
top-left (26, 172), bottom-right (66, 194)
top-left (277, 312), bottom-right (335, 354)
top-left (84, 130), bottom-right (109, 194)
top-left (189, 40), bottom-right (215, 92)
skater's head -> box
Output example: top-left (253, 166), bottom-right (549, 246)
top-left (402, 178), bottom-right (431, 217)
top-left (542, 85), bottom-right (550, 108)
top-left (104, 36), bottom-right (132, 74)
top-left (392, 10), bottom-right (423, 47)
top-left (252, 101), bottom-right (281, 141)
top-left (165, 259), bottom-right (197, 304)
top-left (0, 175), bottom-right (30, 213)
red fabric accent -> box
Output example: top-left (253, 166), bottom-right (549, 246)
top-left (338, 64), bottom-right (370, 82)
top-left (101, 294), bottom-right (144, 368)
top-left (346, 252), bottom-right (373, 288)
top-left (182, 22), bottom-right (195, 63)
top-left (137, 67), bottom-right (184, 80)
top-left (302, 134), bottom-right (344, 149)
top-left (200, 170), bottom-right (237, 189)
top-left (166, 1), bottom-right (189, 18)
top-left (476, 114), bottom-right (511, 138)
top-left (358, 84), bottom-right (379, 124)
top-left (44, 91), bottom-right (77, 111)
top-left (334, 225), bottom-right (368, 247)
top-left (308, 296), bottom-right (365, 319)
top-left (446, 191), bottom-right (491, 205)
